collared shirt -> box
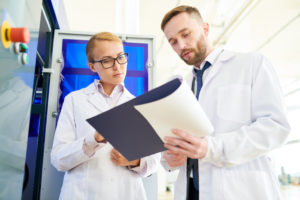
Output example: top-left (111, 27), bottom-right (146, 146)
top-left (192, 48), bottom-right (224, 84)
top-left (94, 79), bottom-right (125, 108)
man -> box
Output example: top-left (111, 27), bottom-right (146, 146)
top-left (161, 5), bottom-right (290, 200)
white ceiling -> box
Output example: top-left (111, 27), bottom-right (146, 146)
top-left (57, 0), bottom-right (300, 85)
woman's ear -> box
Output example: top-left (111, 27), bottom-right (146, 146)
top-left (88, 62), bottom-right (96, 72)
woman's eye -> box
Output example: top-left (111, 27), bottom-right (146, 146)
top-left (102, 59), bottom-right (111, 64)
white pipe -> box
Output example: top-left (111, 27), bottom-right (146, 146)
top-left (213, 0), bottom-right (260, 45)
top-left (256, 12), bottom-right (300, 51)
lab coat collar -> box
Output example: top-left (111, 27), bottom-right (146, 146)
top-left (84, 83), bottom-right (107, 112)
top-left (205, 48), bottom-right (236, 64)
top-left (218, 49), bottom-right (236, 62)
top-left (192, 48), bottom-right (234, 74)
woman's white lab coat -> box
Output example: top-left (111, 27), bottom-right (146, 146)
top-left (51, 82), bottom-right (160, 200)
top-left (163, 49), bottom-right (290, 200)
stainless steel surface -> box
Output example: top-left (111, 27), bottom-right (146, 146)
top-left (0, 0), bottom-right (42, 199)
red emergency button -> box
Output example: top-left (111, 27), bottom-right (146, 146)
top-left (10, 27), bottom-right (30, 44)
top-left (1, 21), bottom-right (31, 48)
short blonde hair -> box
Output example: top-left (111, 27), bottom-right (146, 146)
top-left (161, 5), bottom-right (203, 31)
top-left (86, 32), bottom-right (122, 62)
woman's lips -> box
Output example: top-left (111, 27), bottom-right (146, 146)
top-left (113, 73), bottom-right (123, 77)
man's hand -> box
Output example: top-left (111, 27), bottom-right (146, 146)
top-left (163, 150), bottom-right (187, 168)
top-left (111, 148), bottom-right (140, 167)
top-left (94, 132), bottom-right (106, 143)
top-left (164, 129), bottom-right (208, 159)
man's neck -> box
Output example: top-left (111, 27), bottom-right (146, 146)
top-left (194, 48), bottom-right (215, 69)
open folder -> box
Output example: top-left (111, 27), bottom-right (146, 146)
top-left (87, 77), bottom-right (213, 161)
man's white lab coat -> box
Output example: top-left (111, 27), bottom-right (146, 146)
top-left (51, 82), bottom-right (160, 200)
top-left (163, 49), bottom-right (290, 200)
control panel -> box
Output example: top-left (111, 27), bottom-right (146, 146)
top-left (1, 16), bottom-right (30, 65)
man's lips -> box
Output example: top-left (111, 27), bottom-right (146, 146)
top-left (182, 50), bottom-right (192, 59)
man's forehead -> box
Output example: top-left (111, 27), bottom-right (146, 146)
top-left (164, 14), bottom-right (195, 39)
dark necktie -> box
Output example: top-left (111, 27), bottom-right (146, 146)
top-left (195, 61), bottom-right (211, 99)
top-left (187, 61), bottom-right (211, 194)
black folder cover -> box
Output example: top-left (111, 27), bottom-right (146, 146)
top-left (87, 78), bottom-right (181, 161)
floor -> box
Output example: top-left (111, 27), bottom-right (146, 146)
top-left (158, 186), bottom-right (300, 200)
top-left (281, 185), bottom-right (300, 200)
top-left (158, 191), bottom-right (173, 200)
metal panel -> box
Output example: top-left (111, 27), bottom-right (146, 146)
top-left (0, 0), bottom-right (43, 199)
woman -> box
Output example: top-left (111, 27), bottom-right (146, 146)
top-left (51, 32), bottom-right (160, 200)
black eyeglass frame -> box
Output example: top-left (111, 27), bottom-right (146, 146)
top-left (92, 53), bottom-right (129, 69)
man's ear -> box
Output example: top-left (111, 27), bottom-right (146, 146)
top-left (202, 22), bottom-right (209, 37)
top-left (88, 62), bottom-right (96, 72)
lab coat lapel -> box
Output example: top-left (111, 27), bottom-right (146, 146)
top-left (116, 88), bottom-right (133, 106)
top-left (87, 93), bottom-right (110, 112)
top-left (202, 50), bottom-right (236, 90)
top-left (185, 70), bottom-right (194, 89)
top-left (84, 83), bottom-right (110, 112)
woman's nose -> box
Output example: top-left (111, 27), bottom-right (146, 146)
top-left (113, 60), bottom-right (121, 70)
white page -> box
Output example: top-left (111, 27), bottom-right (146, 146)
top-left (134, 79), bottom-right (214, 141)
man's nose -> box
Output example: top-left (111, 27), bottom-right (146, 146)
top-left (177, 39), bottom-right (186, 50)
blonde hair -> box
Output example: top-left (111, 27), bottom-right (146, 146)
top-left (161, 5), bottom-right (203, 31)
top-left (86, 32), bottom-right (122, 62)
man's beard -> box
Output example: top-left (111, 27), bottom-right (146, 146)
top-left (180, 37), bottom-right (207, 65)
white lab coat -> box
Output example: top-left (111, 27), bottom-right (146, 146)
top-left (162, 49), bottom-right (290, 200)
top-left (51, 82), bottom-right (160, 200)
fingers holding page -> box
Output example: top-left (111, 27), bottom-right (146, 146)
top-left (164, 129), bottom-right (208, 159)
top-left (163, 150), bottom-right (187, 168)
top-left (94, 131), bottom-right (106, 143)
top-left (110, 149), bottom-right (140, 167)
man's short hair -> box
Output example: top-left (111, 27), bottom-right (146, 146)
top-left (161, 5), bottom-right (203, 31)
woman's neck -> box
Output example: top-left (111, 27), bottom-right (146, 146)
top-left (101, 82), bottom-right (116, 96)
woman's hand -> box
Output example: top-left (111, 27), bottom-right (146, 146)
top-left (111, 148), bottom-right (140, 167)
top-left (94, 132), bottom-right (106, 143)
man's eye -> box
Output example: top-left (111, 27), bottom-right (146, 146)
top-left (183, 33), bottom-right (190, 38)
top-left (170, 40), bottom-right (177, 45)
